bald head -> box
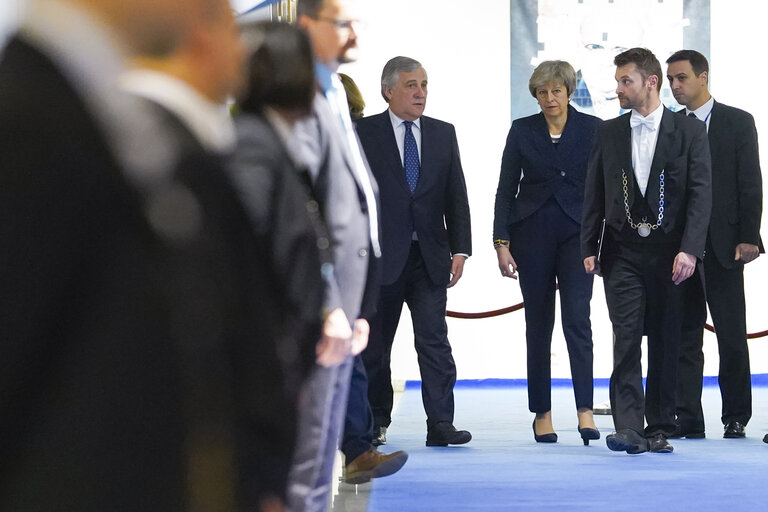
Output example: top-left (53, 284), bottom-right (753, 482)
top-left (131, 0), bottom-right (245, 103)
top-left (73, 0), bottom-right (194, 55)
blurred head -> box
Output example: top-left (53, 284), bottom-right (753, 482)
top-left (192, 0), bottom-right (246, 102)
top-left (339, 73), bottom-right (365, 120)
top-left (665, 50), bottom-right (710, 109)
top-left (132, 0), bottom-right (246, 103)
top-left (78, 0), bottom-right (192, 56)
top-left (239, 21), bottom-right (315, 119)
top-left (614, 48), bottom-right (661, 111)
top-left (381, 56), bottom-right (426, 121)
top-left (296, 0), bottom-right (361, 67)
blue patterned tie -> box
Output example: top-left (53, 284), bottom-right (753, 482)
top-left (403, 121), bottom-right (420, 194)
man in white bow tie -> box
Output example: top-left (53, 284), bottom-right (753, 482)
top-left (581, 47), bottom-right (712, 456)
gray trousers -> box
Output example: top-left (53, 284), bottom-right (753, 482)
top-left (286, 355), bottom-right (354, 512)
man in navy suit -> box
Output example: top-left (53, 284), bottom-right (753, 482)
top-left (356, 56), bottom-right (473, 447)
top-left (581, 48), bottom-right (711, 455)
top-left (666, 50), bottom-right (763, 440)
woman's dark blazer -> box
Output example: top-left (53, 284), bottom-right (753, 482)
top-left (493, 105), bottom-right (600, 241)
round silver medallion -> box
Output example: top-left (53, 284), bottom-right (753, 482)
top-left (637, 224), bottom-right (651, 237)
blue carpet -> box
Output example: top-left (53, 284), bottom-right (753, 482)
top-left (365, 383), bottom-right (768, 511)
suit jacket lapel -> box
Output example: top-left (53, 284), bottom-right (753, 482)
top-left (416, 116), bottom-right (439, 198)
top-left (374, 111), bottom-right (411, 194)
top-left (315, 89), bottom-right (367, 192)
top-left (615, 114), bottom-right (636, 207)
top-left (646, 108), bottom-right (674, 208)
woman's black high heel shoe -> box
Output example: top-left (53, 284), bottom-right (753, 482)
top-left (578, 426), bottom-right (600, 446)
top-left (533, 419), bottom-right (558, 443)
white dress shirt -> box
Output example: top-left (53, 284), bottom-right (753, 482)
top-left (121, 68), bottom-right (236, 154)
top-left (686, 95), bottom-right (715, 133)
top-left (630, 102), bottom-right (664, 196)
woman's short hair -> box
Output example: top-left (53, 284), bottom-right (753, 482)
top-left (238, 21), bottom-right (315, 115)
top-left (528, 60), bottom-right (578, 98)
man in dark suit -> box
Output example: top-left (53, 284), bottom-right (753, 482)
top-left (287, 1), bottom-right (407, 509)
top-left (356, 56), bottom-right (473, 447)
top-left (124, 8), bottom-right (327, 511)
top-left (0, 0), bottom-right (207, 509)
top-left (581, 48), bottom-right (712, 455)
top-left (665, 49), bottom-right (763, 440)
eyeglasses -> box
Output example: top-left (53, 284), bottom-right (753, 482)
top-left (314, 16), bottom-right (365, 31)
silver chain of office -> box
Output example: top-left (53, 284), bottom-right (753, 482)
top-left (622, 169), bottom-right (664, 238)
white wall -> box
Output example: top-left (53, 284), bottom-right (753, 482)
top-left (0, 0), bottom-right (23, 44)
top-left (342, 0), bottom-right (768, 381)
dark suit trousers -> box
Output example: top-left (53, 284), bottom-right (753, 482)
top-left (512, 198), bottom-right (595, 413)
top-left (341, 355), bottom-right (374, 462)
top-left (602, 240), bottom-right (686, 437)
top-left (678, 243), bottom-right (751, 430)
top-left (363, 242), bottom-right (456, 429)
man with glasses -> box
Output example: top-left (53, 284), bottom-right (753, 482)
top-left (287, 1), bottom-right (407, 510)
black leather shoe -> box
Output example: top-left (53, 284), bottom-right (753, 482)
top-left (426, 422), bottom-right (472, 446)
top-left (606, 429), bottom-right (648, 454)
top-left (648, 434), bottom-right (674, 453)
top-left (724, 421), bottom-right (746, 439)
top-left (372, 426), bottom-right (387, 447)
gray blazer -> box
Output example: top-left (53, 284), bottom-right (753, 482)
top-left (294, 90), bottom-right (380, 322)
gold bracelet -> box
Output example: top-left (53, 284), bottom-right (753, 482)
top-left (493, 239), bottom-right (510, 249)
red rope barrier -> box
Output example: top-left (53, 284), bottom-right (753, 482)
top-left (447, 304), bottom-right (768, 339)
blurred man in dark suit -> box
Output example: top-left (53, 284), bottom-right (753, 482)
top-left (666, 49), bottom-right (763, 440)
top-left (356, 56), bottom-right (473, 448)
top-left (122, 4), bottom-right (327, 511)
top-left (0, 0), bottom-right (197, 509)
top-left (582, 48), bottom-right (711, 455)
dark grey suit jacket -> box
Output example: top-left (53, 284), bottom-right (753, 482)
top-left (688, 101), bottom-right (764, 268)
top-left (355, 111), bottom-right (471, 287)
top-left (581, 107), bottom-right (712, 259)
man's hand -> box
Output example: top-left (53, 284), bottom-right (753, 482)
top-left (583, 256), bottom-right (600, 275)
top-left (315, 308), bottom-right (352, 367)
top-left (447, 254), bottom-right (467, 288)
top-left (672, 251), bottom-right (697, 285)
top-left (350, 318), bottom-right (369, 356)
top-left (496, 246), bottom-right (518, 280)
top-left (259, 495), bottom-right (286, 512)
top-left (735, 243), bottom-right (760, 264)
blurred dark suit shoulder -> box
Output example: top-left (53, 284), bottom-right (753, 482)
top-left (0, 37), bottom-right (186, 511)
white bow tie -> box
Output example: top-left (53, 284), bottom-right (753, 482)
top-left (630, 112), bottom-right (657, 131)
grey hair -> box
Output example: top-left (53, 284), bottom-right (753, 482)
top-left (528, 60), bottom-right (578, 98)
top-left (380, 56), bottom-right (424, 102)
